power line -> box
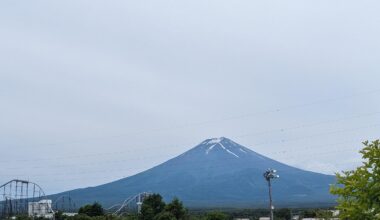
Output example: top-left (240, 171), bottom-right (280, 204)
top-left (5, 88), bottom-right (380, 150)
top-left (2, 136), bottom-right (376, 178)
top-left (1, 110), bottom-right (379, 164)
top-left (0, 155), bottom-right (364, 185)
top-left (232, 111), bottom-right (380, 138)
top-left (243, 123), bottom-right (380, 147)
top-left (3, 136), bottom-right (375, 172)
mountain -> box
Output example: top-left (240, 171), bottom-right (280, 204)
top-left (51, 137), bottom-right (336, 208)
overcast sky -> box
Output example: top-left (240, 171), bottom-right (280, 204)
top-left (1, 1), bottom-right (380, 194)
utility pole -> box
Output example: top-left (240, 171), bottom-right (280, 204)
top-left (268, 178), bottom-right (273, 220)
top-left (263, 168), bottom-right (279, 220)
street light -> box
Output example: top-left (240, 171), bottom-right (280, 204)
top-left (263, 168), bottom-right (279, 220)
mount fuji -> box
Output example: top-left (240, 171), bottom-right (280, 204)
top-left (51, 137), bottom-right (336, 207)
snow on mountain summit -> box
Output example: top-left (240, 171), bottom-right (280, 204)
top-left (206, 137), bottom-right (225, 144)
top-left (200, 137), bottom-right (248, 158)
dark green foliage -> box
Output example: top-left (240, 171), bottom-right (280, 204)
top-left (15, 215), bottom-right (46, 220)
top-left (302, 209), bottom-right (317, 218)
top-left (330, 140), bottom-right (380, 219)
top-left (140, 194), bottom-right (166, 220)
top-left (78, 202), bottom-right (105, 217)
top-left (315, 209), bottom-right (334, 219)
top-left (119, 214), bottom-right (139, 220)
top-left (140, 206), bottom-right (155, 220)
top-left (274, 208), bottom-right (291, 220)
top-left (68, 214), bottom-right (92, 220)
top-left (154, 211), bottom-right (176, 220)
top-left (14, 215), bottom-right (49, 220)
top-left (38, 206), bottom-right (341, 220)
top-left (15, 215), bottom-right (32, 220)
top-left (205, 211), bottom-right (228, 220)
top-left (165, 198), bottom-right (187, 220)
top-left (55, 211), bottom-right (65, 220)
top-left (65, 214), bottom-right (124, 220)
top-left (140, 194), bottom-right (188, 220)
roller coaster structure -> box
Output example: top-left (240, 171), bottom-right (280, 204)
top-left (1, 179), bottom-right (152, 218)
top-left (53, 195), bottom-right (77, 213)
top-left (0, 179), bottom-right (49, 218)
top-left (106, 192), bottom-right (152, 216)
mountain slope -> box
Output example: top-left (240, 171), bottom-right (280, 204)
top-left (51, 137), bottom-right (336, 207)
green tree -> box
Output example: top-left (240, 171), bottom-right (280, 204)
top-left (154, 211), bottom-right (176, 220)
top-left (67, 214), bottom-right (92, 220)
top-left (301, 209), bottom-right (317, 218)
top-left (121, 213), bottom-right (139, 220)
top-left (330, 140), bottom-right (380, 220)
top-left (55, 210), bottom-right (66, 220)
top-left (315, 209), bottom-right (333, 219)
top-left (140, 194), bottom-right (166, 220)
top-left (78, 202), bottom-right (104, 217)
top-left (275, 208), bottom-right (291, 220)
top-left (165, 198), bottom-right (187, 219)
top-left (205, 211), bottom-right (228, 220)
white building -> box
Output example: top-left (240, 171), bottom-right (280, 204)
top-left (28, 199), bottom-right (54, 219)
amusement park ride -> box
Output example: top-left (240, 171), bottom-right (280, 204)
top-left (0, 179), bottom-right (151, 219)
top-left (105, 192), bottom-right (152, 216)
top-left (0, 179), bottom-right (52, 218)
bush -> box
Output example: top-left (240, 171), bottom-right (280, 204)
top-left (78, 202), bottom-right (105, 217)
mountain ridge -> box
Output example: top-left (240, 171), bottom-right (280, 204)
top-left (49, 137), bottom-right (336, 208)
